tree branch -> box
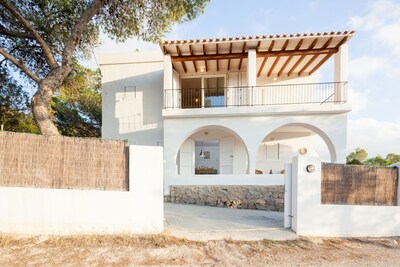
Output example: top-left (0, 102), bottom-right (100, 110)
top-left (0, 24), bottom-right (34, 39)
top-left (62, 0), bottom-right (106, 66)
top-left (0, 0), bottom-right (58, 69)
top-left (0, 47), bottom-right (41, 83)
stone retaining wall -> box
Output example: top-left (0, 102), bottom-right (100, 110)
top-left (164, 185), bottom-right (285, 211)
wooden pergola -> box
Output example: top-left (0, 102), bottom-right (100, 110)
top-left (160, 31), bottom-right (355, 78)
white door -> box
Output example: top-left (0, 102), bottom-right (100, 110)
top-left (220, 137), bottom-right (234, 174)
top-left (179, 139), bottom-right (194, 175)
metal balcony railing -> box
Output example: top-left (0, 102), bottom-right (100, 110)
top-left (164, 81), bottom-right (348, 109)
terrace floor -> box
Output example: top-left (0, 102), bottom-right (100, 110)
top-left (164, 203), bottom-right (298, 241)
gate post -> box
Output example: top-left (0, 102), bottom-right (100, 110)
top-left (284, 163), bottom-right (292, 228)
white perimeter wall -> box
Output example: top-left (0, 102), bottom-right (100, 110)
top-left (0, 146), bottom-right (163, 235)
top-left (290, 156), bottom-right (400, 237)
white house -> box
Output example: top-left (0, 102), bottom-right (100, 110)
top-left (100, 31), bottom-right (355, 194)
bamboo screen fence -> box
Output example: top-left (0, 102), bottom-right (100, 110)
top-left (0, 131), bottom-right (128, 191)
top-left (321, 163), bottom-right (398, 205)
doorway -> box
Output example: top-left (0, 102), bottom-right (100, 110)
top-left (180, 76), bottom-right (225, 108)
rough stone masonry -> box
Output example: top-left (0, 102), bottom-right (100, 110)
top-left (165, 185), bottom-right (285, 211)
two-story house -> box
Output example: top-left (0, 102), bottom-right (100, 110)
top-left (100, 31), bottom-right (354, 194)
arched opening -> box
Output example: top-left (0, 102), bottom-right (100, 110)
top-left (255, 123), bottom-right (336, 174)
top-left (176, 125), bottom-right (249, 175)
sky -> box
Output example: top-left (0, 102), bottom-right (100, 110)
top-left (88, 0), bottom-right (400, 158)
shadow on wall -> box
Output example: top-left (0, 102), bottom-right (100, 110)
top-left (102, 70), bottom-right (163, 143)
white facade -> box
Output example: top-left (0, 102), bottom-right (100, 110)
top-left (100, 32), bottom-right (354, 195)
top-left (100, 51), bottom-right (164, 146)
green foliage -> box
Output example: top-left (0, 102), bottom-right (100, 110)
top-left (51, 62), bottom-right (101, 137)
top-left (346, 147), bottom-right (368, 165)
top-left (1, 0), bottom-right (208, 78)
top-left (0, 67), bottom-right (39, 133)
top-left (1, 0), bottom-right (209, 134)
top-left (99, 0), bottom-right (209, 43)
top-left (346, 148), bottom-right (400, 166)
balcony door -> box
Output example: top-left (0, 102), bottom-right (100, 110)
top-left (181, 78), bottom-right (201, 109)
top-left (181, 76), bottom-right (225, 109)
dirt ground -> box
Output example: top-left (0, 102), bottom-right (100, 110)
top-left (0, 234), bottom-right (399, 266)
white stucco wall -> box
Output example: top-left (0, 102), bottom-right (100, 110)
top-left (163, 113), bottom-right (348, 194)
top-left (100, 51), bottom-right (164, 146)
top-left (0, 146), bottom-right (163, 235)
top-left (291, 156), bottom-right (400, 237)
top-left (256, 135), bottom-right (325, 174)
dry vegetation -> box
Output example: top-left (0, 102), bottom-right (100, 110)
top-left (0, 234), bottom-right (399, 266)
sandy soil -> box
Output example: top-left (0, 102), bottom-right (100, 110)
top-left (0, 234), bottom-right (399, 266)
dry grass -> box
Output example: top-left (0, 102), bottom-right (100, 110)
top-left (0, 234), bottom-right (399, 266)
top-left (0, 131), bottom-right (128, 191)
top-left (322, 163), bottom-right (398, 205)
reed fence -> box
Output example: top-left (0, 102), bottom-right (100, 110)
top-left (0, 131), bottom-right (128, 191)
top-left (321, 163), bottom-right (398, 205)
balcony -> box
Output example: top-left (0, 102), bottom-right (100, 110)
top-left (164, 81), bottom-right (348, 111)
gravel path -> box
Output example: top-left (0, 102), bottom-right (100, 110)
top-left (0, 234), bottom-right (399, 266)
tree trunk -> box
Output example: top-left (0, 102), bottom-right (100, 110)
top-left (32, 67), bottom-right (72, 136)
top-left (32, 90), bottom-right (59, 136)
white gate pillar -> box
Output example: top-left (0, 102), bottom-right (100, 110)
top-left (284, 163), bottom-right (293, 228)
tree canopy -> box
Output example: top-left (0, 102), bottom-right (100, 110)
top-left (346, 147), bottom-right (368, 165)
top-left (0, 0), bottom-right (209, 135)
top-left (346, 148), bottom-right (400, 167)
top-left (51, 62), bottom-right (101, 137)
top-left (0, 66), bottom-right (39, 133)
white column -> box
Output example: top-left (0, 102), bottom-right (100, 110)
top-left (334, 44), bottom-right (348, 103)
top-left (163, 55), bottom-right (173, 108)
top-left (247, 49), bottom-right (257, 105)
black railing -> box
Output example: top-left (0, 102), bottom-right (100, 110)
top-left (164, 82), bottom-right (348, 109)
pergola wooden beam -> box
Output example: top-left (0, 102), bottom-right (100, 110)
top-left (238, 42), bottom-right (247, 70)
top-left (298, 37), bottom-right (333, 76)
top-left (170, 47), bottom-right (337, 62)
top-left (203, 44), bottom-right (208, 72)
top-left (277, 39), bottom-right (303, 77)
top-left (288, 38), bottom-right (318, 76)
top-left (189, 45), bottom-right (197, 72)
top-left (216, 43), bottom-right (219, 71)
top-left (257, 40), bottom-right (275, 77)
top-left (309, 37), bottom-right (348, 75)
top-left (176, 46), bottom-right (187, 73)
top-left (309, 54), bottom-right (332, 75)
top-left (227, 43), bottom-right (233, 71)
top-left (268, 40), bottom-right (289, 77)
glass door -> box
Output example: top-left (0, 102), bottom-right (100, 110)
top-left (204, 77), bottom-right (225, 107)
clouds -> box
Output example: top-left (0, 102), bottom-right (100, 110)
top-left (349, 0), bottom-right (400, 31)
top-left (348, 56), bottom-right (386, 78)
top-left (346, 0), bottom-right (400, 124)
top-left (349, 0), bottom-right (400, 59)
top-left (348, 118), bottom-right (400, 156)
top-left (347, 87), bottom-right (368, 114)
top-left (376, 23), bottom-right (400, 57)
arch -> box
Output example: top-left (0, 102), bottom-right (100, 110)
top-left (259, 122), bottom-right (337, 163)
top-left (174, 125), bottom-right (250, 175)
